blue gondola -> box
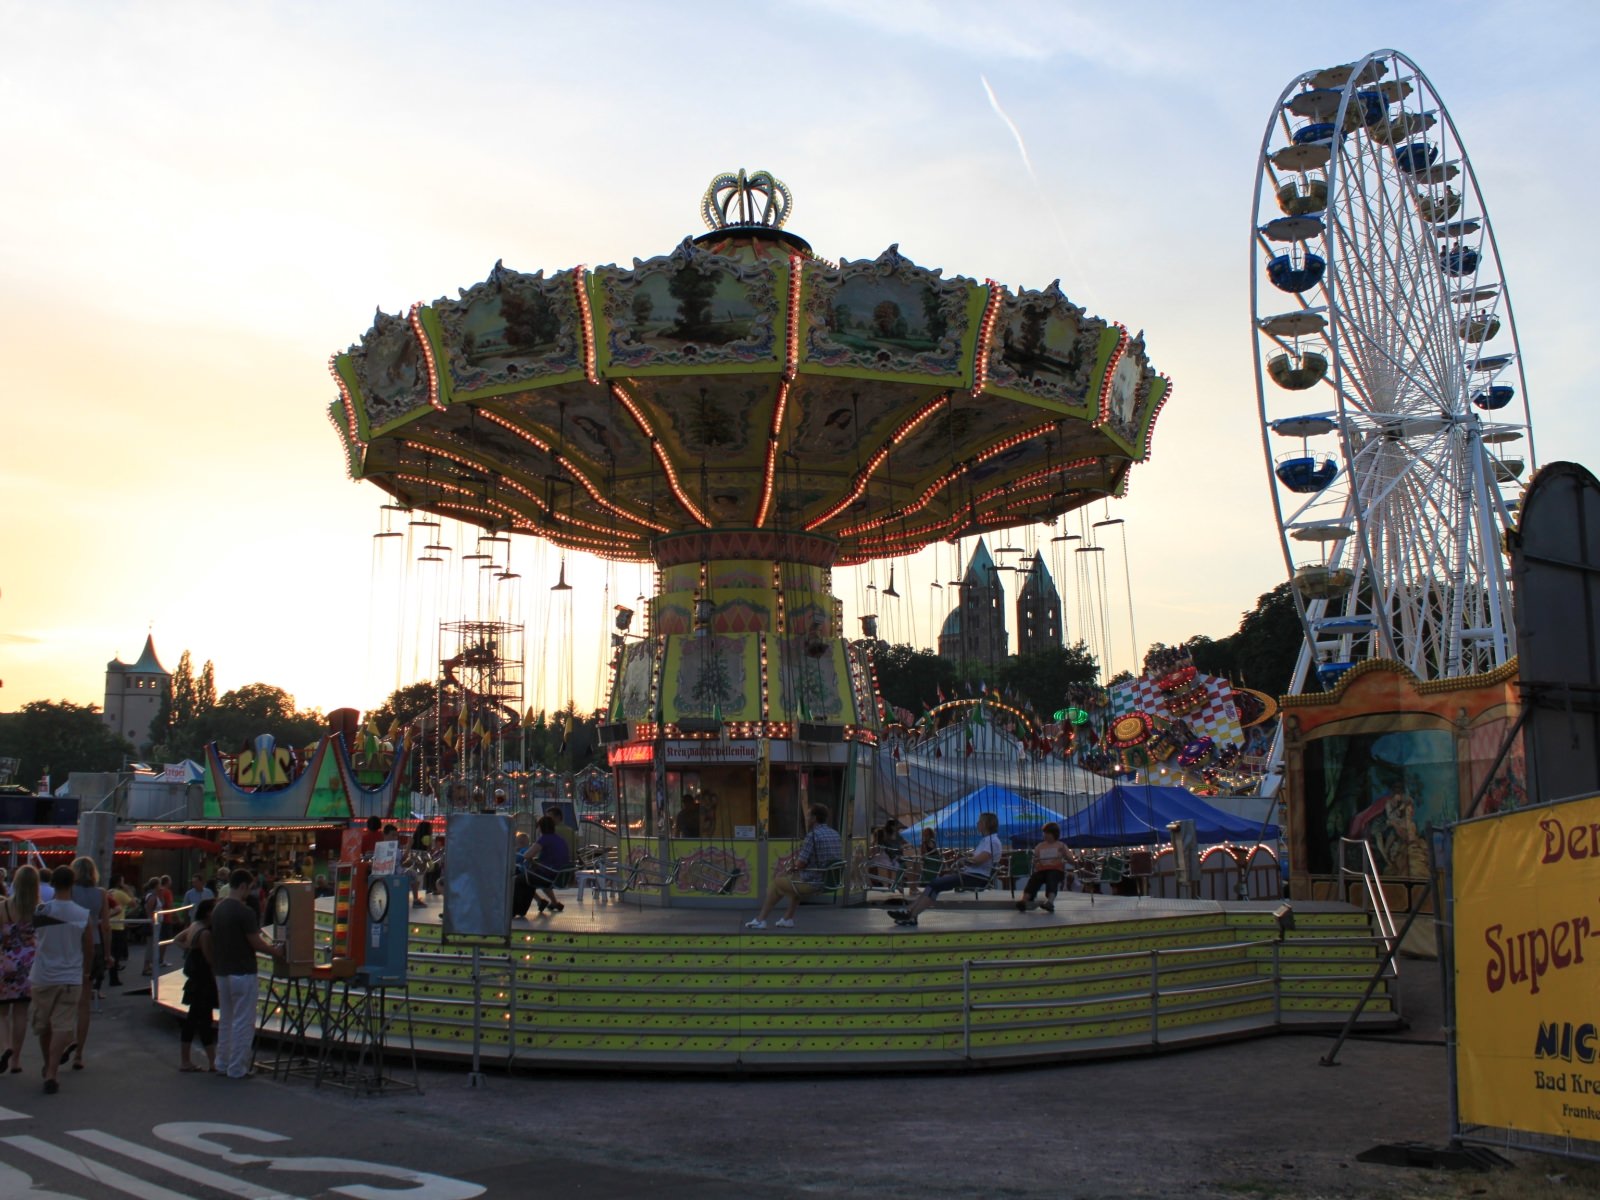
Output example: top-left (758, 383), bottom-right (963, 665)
top-left (1274, 455), bottom-right (1339, 493)
top-left (1394, 141), bottom-right (1439, 173)
top-left (1352, 89), bottom-right (1386, 126)
top-left (1440, 245), bottom-right (1481, 276)
top-left (1294, 122), bottom-right (1337, 144)
top-left (1266, 252), bottom-right (1327, 293)
top-left (1316, 661), bottom-right (1355, 687)
top-left (1472, 385), bottom-right (1515, 411)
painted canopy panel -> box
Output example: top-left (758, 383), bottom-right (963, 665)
top-left (331, 221), bottom-right (1170, 565)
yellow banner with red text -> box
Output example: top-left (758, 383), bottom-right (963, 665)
top-left (1454, 793), bottom-right (1600, 1138)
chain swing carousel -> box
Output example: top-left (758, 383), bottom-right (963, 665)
top-left (318, 173), bottom-right (1397, 1069)
top-left (332, 170), bottom-right (1170, 904)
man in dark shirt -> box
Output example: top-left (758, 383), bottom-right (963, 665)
top-left (209, 869), bottom-right (284, 1079)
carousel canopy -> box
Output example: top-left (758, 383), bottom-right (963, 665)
top-left (329, 170), bottom-right (1170, 565)
top-left (1059, 784), bottom-right (1277, 848)
top-left (1, 828), bottom-right (223, 853)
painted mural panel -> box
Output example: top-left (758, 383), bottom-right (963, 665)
top-left (984, 283), bottom-right (1106, 408)
top-left (610, 641), bottom-right (658, 723)
top-left (346, 310), bottom-right (430, 435)
top-left (1302, 725), bottom-right (1458, 877)
top-left (427, 264), bottom-right (584, 398)
top-left (595, 240), bottom-right (781, 372)
top-left (663, 633), bottom-right (760, 723)
top-left (801, 246), bottom-right (977, 382)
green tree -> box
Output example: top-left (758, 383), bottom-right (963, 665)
top-left (868, 643), bottom-right (960, 718)
top-left (152, 649), bottom-right (199, 749)
top-left (196, 660), bottom-right (216, 710)
top-left (1175, 582), bottom-right (1303, 697)
top-left (996, 642), bottom-right (1101, 715)
top-left (170, 683), bottom-right (324, 759)
top-left (367, 681), bottom-right (437, 732)
top-left (668, 266), bottom-right (717, 336)
top-left (0, 700), bottom-right (133, 788)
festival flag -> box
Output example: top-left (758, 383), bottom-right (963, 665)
top-left (479, 725), bottom-right (494, 751)
top-left (443, 726), bottom-right (458, 750)
top-left (386, 718), bottom-right (402, 742)
top-left (457, 703), bottom-right (470, 730)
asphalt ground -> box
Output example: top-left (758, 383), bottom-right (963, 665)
top-left (0, 959), bottom-right (1595, 1199)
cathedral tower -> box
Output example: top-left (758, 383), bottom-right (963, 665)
top-left (1017, 555), bottom-right (1064, 655)
top-left (937, 540), bottom-right (1008, 669)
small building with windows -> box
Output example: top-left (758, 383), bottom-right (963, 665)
top-left (103, 634), bottom-right (170, 750)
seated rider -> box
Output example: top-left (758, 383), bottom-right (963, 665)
top-left (744, 803), bottom-right (842, 930)
top-left (890, 812), bottom-right (1002, 926)
top-left (523, 816), bottom-right (572, 916)
top-left (1016, 821), bottom-right (1069, 914)
top-left (867, 818), bottom-right (906, 888)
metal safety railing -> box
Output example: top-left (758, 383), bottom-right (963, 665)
top-left (134, 903), bottom-right (196, 1000)
top-left (961, 933), bottom-right (1397, 1059)
top-left (1337, 836), bottom-right (1400, 952)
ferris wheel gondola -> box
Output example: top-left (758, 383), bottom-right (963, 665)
top-left (1250, 49), bottom-right (1535, 691)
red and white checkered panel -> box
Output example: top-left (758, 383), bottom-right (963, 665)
top-left (1108, 672), bottom-right (1245, 748)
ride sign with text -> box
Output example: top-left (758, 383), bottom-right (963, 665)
top-left (1455, 793), bottom-right (1600, 1139)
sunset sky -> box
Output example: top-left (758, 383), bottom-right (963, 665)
top-left (2, 1), bottom-right (1593, 723)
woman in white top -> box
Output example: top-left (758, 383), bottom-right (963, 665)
top-left (890, 813), bottom-right (1002, 926)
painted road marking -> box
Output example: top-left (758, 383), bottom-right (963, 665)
top-left (0, 1105), bottom-right (32, 1121)
top-left (1, 1134), bottom-right (196, 1200)
top-left (70, 1129), bottom-right (306, 1200)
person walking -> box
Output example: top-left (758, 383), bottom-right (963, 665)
top-left (69, 856), bottom-right (113, 1068)
top-left (174, 898), bottom-right (218, 1072)
top-left (0, 865), bottom-right (40, 1075)
top-left (29, 866), bottom-right (92, 1094)
top-left (209, 869), bottom-right (285, 1079)
top-left (105, 874), bottom-right (136, 989)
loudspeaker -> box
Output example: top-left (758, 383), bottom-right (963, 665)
top-left (270, 882), bottom-right (316, 977)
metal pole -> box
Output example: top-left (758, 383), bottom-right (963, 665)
top-left (1438, 830), bottom-right (1464, 1146)
top-left (1271, 941), bottom-right (1282, 1026)
top-left (468, 945), bottom-right (485, 1087)
top-left (1149, 950), bottom-right (1160, 1046)
top-left (962, 960), bottom-right (971, 1061)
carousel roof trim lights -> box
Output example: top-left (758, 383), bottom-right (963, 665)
top-left (330, 171), bottom-right (1171, 565)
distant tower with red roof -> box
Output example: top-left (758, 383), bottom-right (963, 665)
top-left (103, 634), bottom-right (170, 750)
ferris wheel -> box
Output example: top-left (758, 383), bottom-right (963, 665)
top-left (1250, 49), bottom-right (1535, 691)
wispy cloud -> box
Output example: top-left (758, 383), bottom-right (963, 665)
top-left (795, 0), bottom-right (1181, 74)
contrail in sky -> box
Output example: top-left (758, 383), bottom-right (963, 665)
top-left (981, 74), bottom-right (1037, 176)
top-left (980, 73), bottom-right (1095, 295)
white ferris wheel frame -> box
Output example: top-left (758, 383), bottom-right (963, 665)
top-left (1250, 48), bottom-right (1535, 693)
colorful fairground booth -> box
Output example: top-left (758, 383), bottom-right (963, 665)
top-left (603, 530), bottom-right (883, 905)
top-left (1279, 657), bottom-right (1524, 911)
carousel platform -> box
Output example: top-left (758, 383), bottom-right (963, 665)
top-left (154, 890), bottom-right (1402, 1074)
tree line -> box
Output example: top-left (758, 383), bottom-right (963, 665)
top-left (0, 585), bottom-right (1300, 788)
